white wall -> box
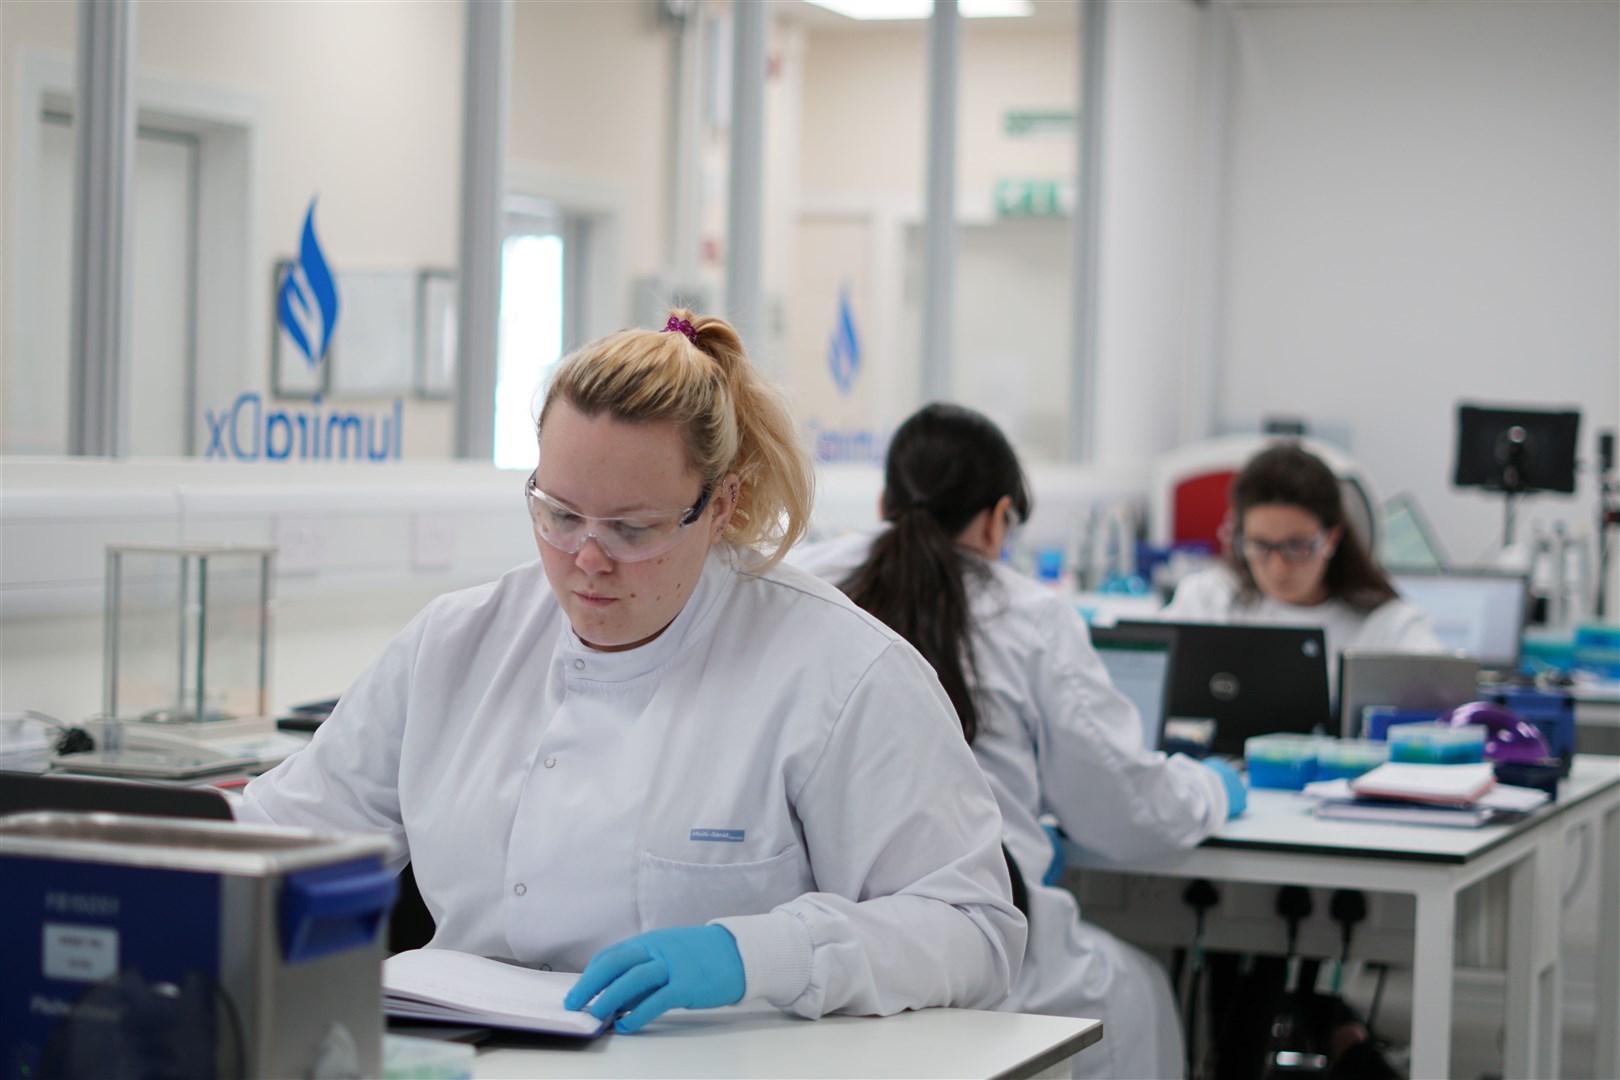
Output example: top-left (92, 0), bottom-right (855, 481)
top-left (1211, 0), bottom-right (1618, 582)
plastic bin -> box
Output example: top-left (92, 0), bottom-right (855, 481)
top-left (1388, 723), bottom-right (1486, 764)
top-left (1315, 739), bottom-right (1390, 781)
top-left (1245, 734), bottom-right (1323, 790)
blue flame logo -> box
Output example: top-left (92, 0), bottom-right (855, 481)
top-left (827, 286), bottom-right (861, 396)
top-left (277, 198), bottom-right (340, 368)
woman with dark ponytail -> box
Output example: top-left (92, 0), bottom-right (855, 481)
top-left (795, 403), bottom-right (1241, 1080)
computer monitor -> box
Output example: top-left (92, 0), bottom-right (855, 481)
top-left (1089, 624), bottom-right (1177, 750)
top-left (1391, 570), bottom-right (1530, 672)
top-left (1379, 492), bottom-right (1450, 570)
top-left (1114, 620), bottom-right (1333, 758)
top-left (1453, 404), bottom-right (1580, 494)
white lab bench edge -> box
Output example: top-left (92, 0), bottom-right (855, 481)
top-left (1070, 754), bottom-right (1620, 1080)
top-left (470, 1003), bottom-right (1103, 1080)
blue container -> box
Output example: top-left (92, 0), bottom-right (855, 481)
top-left (1245, 734), bottom-right (1322, 790)
top-left (1363, 707), bottom-right (1445, 742)
top-left (1389, 723), bottom-right (1486, 764)
top-left (1315, 739), bottom-right (1390, 782)
top-left (1485, 687), bottom-right (1576, 774)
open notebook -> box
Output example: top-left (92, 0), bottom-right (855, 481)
top-left (384, 950), bottom-right (608, 1038)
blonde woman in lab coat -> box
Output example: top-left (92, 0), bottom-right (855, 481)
top-left (1162, 442), bottom-right (1443, 693)
top-left (792, 403), bottom-right (1243, 1080)
top-left (239, 313), bottom-right (1025, 1032)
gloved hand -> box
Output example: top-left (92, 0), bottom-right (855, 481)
top-left (563, 925), bottom-right (745, 1033)
top-left (1203, 756), bottom-right (1248, 819)
top-left (1041, 823), bottom-right (1067, 887)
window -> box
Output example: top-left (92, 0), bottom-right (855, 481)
top-left (495, 200), bottom-right (583, 470)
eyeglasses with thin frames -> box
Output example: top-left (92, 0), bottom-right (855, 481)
top-left (1238, 531), bottom-right (1329, 566)
top-left (525, 470), bottom-right (712, 563)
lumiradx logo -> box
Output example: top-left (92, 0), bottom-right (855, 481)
top-left (205, 198), bottom-right (402, 461)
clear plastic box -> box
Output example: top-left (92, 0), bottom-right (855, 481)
top-left (104, 544), bottom-right (275, 724)
top-left (1387, 723), bottom-right (1486, 765)
top-left (1244, 733), bottom-right (1324, 790)
top-left (1315, 738), bottom-right (1390, 781)
top-left (382, 1034), bottom-right (475, 1080)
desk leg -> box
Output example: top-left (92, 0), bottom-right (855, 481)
top-left (1410, 888), bottom-right (1455, 1080)
top-left (1598, 801), bottom-right (1620, 1080)
top-left (1502, 842), bottom-right (1561, 1079)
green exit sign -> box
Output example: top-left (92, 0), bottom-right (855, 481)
top-left (1004, 109), bottom-right (1076, 139)
top-left (994, 178), bottom-right (1068, 218)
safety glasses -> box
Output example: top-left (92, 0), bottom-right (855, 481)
top-left (1238, 530), bottom-right (1328, 566)
top-left (525, 471), bottom-right (712, 563)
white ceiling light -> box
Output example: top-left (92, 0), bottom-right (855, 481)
top-left (805, 0), bottom-right (1035, 20)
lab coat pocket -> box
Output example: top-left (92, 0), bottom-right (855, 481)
top-left (637, 846), bottom-right (811, 931)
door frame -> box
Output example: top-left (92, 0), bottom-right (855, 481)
top-left (7, 49), bottom-right (265, 455)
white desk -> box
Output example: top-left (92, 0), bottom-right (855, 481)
top-left (1071, 755), bottom-right (1620, 1080)
top-left (472, 1004), bottom-right (1102, 1080)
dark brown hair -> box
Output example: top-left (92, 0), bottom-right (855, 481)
top-left (1225, 442), bottom-right (1397, 613)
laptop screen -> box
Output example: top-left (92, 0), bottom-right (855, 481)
top-left (1114, 620), bottom-right (1332, 758)
top-left (1391, 570), bottom-right (1529, 671)
top-left (1090, 629), bottom-right (1174, 750)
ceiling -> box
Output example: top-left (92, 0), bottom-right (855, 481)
top-left (775, 0), bottom-right (1081, 34)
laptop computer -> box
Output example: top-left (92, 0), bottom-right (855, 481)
top-left (1089, 623), bottom-right (1177, 750)
top-left (1337, 650), bottom-right (1482, 737)
top-left (1114, 620), bottom-right (1333, 758)
top-left (1390, 569), bottom-right (1530, 673)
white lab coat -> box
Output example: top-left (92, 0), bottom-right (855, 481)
top-left (239, 546), bottom-right (1025, 1019)
top-left (792, 531), bottom-right (1229, 1080)
top-left (1163, 566), bottom-right (1445, 696)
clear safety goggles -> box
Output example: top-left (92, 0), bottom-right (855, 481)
top-left (525, 470), bottom-right (712, 563)
top-left (1238, 530), bottom-right (1328, 566)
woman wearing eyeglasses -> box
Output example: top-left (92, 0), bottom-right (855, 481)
top-left (1162, 442), bottom-right (1442, 676)
top-left (791, 403), bottom-right (1239, 1080)
top-left (238, 312), bottom-right (1025, 1033)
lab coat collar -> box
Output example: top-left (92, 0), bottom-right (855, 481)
top-left (555, 545), bottom-right (739, 686)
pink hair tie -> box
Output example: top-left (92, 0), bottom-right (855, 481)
top-left (661, 316), bottom-right (698, 344)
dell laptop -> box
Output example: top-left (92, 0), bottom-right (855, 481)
top-left (1114, 620), bottom-right (1333, 758)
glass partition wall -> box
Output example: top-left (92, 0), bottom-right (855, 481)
top-left (2, 0), bottom-right (1086, 465)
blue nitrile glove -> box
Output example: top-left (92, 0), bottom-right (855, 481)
top-left (1203, 756), bottom-right (1248, 819)
top-left (563, 925), bottom-right (745, 1033)
top-left (1041, 823), bottom-right (1067, 887)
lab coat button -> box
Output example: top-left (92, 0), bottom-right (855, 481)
top-left (573, 659), bottom-right (585, 671)
top-left (514, 883), bottom-right (527, 896)
top-left (544, 755), bottom-right (557, 768)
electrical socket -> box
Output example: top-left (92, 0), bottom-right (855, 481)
top-left (1122, 874), bottom-right (1180, 909)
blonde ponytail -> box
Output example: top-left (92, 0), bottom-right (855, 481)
top-left (539, 309), bottom-right (813, 570)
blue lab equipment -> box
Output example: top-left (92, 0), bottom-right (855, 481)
top-left (1483, 687), bottom-right (1576, 772)
top-left (1, 812), bottom-right (395, 1078)
top-left (1363, 707), bottom-right (1445, 743)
